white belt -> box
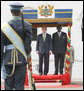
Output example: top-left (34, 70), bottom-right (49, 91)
top-left (5, 44), bottom-right (16, 50)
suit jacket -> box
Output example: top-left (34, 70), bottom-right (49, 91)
top-left (52, 32), bottom-right (67, 54)
top-left (36, 33), bottom-right (52, 54)
top-left (1, 16), bottom-right (32, 65)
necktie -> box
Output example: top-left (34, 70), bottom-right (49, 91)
top-left (58, 32), bottom-right (61, 37)
top-left (43, 34), bottom-right (45, 42)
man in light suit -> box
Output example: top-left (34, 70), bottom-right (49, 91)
top-left (52, 25), bottom-right (67, 75)
top-left (36, 26), bottom-right (52, 75)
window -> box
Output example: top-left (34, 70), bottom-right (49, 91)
top-left (82, 27), bottom-right (83, 41)
top-left (82, 18), bottom-right (83, 41)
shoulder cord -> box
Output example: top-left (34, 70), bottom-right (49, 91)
top-left (2, 49), bottom-right (19, 78)
top-left (8, 49), bottom-right (16, 77)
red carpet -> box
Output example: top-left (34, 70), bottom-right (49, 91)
top-left (1, 85), bottom-right (82, 89)
top-left (32, 73), bottom-right (71, 85)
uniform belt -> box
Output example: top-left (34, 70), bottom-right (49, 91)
top-left (5, 44), bottom-right (16, 50)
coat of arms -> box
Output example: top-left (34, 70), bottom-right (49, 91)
top-left (38, 5), bottom-right (54, 17)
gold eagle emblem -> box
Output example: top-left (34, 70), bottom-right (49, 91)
top-left (38, 4), bottom-right (54, 17)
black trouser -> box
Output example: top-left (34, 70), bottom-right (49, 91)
top-left (4, 64), bottom-right (26, 90)
top-left (54, 54), bottom-right (65, 75)
top-left (39, 54), bottom-right (49, 74)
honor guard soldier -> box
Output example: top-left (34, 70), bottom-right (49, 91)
top-left (1, 2), bottom-right (32, 90)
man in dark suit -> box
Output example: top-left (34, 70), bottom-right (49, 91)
top-left (36, 26), bottom-right (52, 75)
top-left (52, 25), bottom-right (67, 75)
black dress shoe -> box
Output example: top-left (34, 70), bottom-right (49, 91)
top-left (60, 73), bottom-right (63, 75)
top-left (44, 73), bottom-right (47, 75)
top-left (39, 73), bottom-right (42, 75)
top-left (54, 73), bottom-right (58, 75)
